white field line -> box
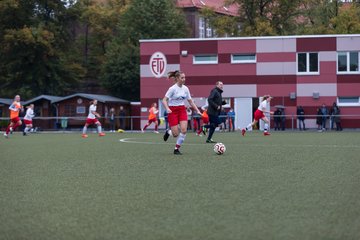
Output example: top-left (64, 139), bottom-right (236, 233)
top-left (119, 138), bottom-right (359, 149)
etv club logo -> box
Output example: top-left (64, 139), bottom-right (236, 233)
top-left (150, 52), bottom-right (167, 78)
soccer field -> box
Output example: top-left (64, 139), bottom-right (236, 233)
top-left (1, 131), bottom-right (360, 240)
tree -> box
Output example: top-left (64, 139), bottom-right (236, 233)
top-left (101, 0), bottom-right (189, 100)
top-left (69, 0), bottom-right (129, 92)
top-left (200, 7), bottom-right (240, 37)
top-left (227, 0), bottom-right (302, 36)
top-left (0, 0), bottom-right (84, 98)
top-left (330, 4), bottom-right (360, 34)
top-left (297, 0), bottom-right (342, 34)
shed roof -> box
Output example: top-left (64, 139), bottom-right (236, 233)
top-left (52, 93), bottom-right (130, 104)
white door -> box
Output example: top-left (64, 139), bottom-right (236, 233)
top-left (234, 98), bottom-right (253, 130)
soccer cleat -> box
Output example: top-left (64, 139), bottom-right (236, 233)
top-left (141, 128), bottom-right (145, 133)
top-left (206, 139), bottom-right (217, 143)
top-left (23, 132), bottom-right (27, 136)
top-left (10, 128), bottom-right (13, 134)
top-left (264, 132), bottom-right (271, 136)
top-left (4, 133), bottom-right (8, 138)
top-left (154, 131), bottom-right (159, 134)
top-left (163, 130), bottom-right (170, 142)
top-left (82, 134), bottom-right (88, 138)
top-left (202, 126), bottom-right (206, 135)
top-left (99, 132), bottom-right (106, 137)
top-left (241, 129), bottom-right (246, 136)
top-left (173, 149), bottom-right (182, 155)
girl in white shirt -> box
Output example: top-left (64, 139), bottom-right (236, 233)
top-left (23, 104), bottom-right (35, 136)
top-left (242, 95), bottom-right (273, 136)
top-left (162, 70), bottom-right (201, 155)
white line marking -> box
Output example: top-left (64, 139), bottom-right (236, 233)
top-left (119, 138), bottom-right (360, 148)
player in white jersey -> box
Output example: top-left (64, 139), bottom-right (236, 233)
top-left (162, 70), bottom-right (201, 155)
top-left (23, 104), bottom-right (35, 136)
top-left (242, 95), bottom-right (273, 136)
top-left (82, 99), bottom-right (105, 138)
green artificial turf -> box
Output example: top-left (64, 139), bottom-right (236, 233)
top-left (1, 131), bottom-right (360, 240)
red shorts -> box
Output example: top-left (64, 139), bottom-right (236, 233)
top-left (202, 117), bottom-right (209, 124)
top-left (254, 109), bottom-right (265, 121)
top-left (23, 119), bottom-right (33, 125)
top-left (11, 117), bottom-right (21, 124)
top-left (148, 118), bottom-right (157, 123)
top-left (168, 106), bottom-right (188, 127)
top-left (86, 118), bottom-right (100, 125)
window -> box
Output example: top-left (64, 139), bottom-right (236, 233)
top-left (231, 54), bottom-right (256, 63)
top-left (338, 52), bottom-right (359, 73)
top-left (206, 25), bottom-right (213, 38)
top-left (199, 17), bottom-right (205, 38)
top-left (76, 106), bottom-right (86, 114)
top-left (64, 105), bottom-right (76, 117)
top-left (337, 97), bottom-right (360, 107)
top-left (297, 53), bottom-right (319, 74)
top-left (193, 55), bottom-right (218, 64)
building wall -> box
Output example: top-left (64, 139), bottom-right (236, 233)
top-left (56, 97), bottom-right (130, 129)
top-left (140, 35), bottom-right (360, 129)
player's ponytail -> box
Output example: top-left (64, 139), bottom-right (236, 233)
top-left (263, 95), bottom-right (272, 101)
top-left (167, 70), bottom-right (183, 82)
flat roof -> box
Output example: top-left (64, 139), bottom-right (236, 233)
top-left (140, 34), bottom-right (360, 43)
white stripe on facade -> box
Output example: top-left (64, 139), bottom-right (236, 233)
top-left (222, 84), bottom-right (257, 97)
top-left (257, 62), bottom-right (296, 75)
top-left (140, 64), bottom-right (180, 78)
top-left (256, 38), bottom-right (296, 53)
top-left (319, 51), bottom-right (337, 61)
top-left (297, 83), bottom-right (337, 97)
top-left (337, 37), bottom-right (360, 51)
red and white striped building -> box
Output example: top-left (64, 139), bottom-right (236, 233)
top-left (140, 35), bottom-right (360, 129)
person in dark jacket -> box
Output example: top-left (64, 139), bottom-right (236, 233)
top-left (316, 108), bottom-right (323, 131)
top-left (273, 108), bottom-right (282, 131)
top-left (297, 106), bottom-right (305, 130)
top-left (204, 81), bottom-right (226, 143)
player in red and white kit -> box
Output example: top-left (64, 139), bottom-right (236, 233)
top-left (162, 70), bottom-right (201, 155)
top-left (242, 95), bottom-right (273, 136)
top-left (82, 100), bottom-right (105, 138)
top-left (4, 95), bottom-right (23, 138)
top-left (23, 104), bottom-right (35, 136)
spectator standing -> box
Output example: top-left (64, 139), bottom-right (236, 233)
top-left (316, 108), bottom-right (323, 132)
top-left (109, 108), bottom-right (115, 132)
top-left (297, 106), bottom-right (306, 130)
top-left (186, 107), bottom-right (192, 130)
top-left (331, 103), bottom-right (342, 131)
top-left (330, 102), bottom-right (338, 130)
top-left (164, 110), bottom-right (169, 130)
top-left (280, 108), bottom-right (286, 131)
top-left (273, 108), bottom-right (282, 131)
top-left (119, 106), bottom-right (126, 130)
top-left (320, 104), bottom-right (328, 130)
top-left (219, 109), bottom-right (227, 132)
top-left (227, 108), bottom-right (235, 132)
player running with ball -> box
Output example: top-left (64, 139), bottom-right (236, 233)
top-left (82, 99), bottom-right (106, 138)
top-left (162, 70), bottom-right (201, 155)
top-left (242, 95), bottom-right (273, 136)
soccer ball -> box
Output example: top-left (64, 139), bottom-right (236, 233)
top-left (214, 143), bottom-right (226, 155)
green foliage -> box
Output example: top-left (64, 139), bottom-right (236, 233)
top-left (200, 7), bottom-right (240, 37)
top-left (101, 0), bottom-right (189, 101)
top-left (0, 0), bottom-right (84, 99)
top-left (102, 43), bottom-right (140, 101)
top-left (226, 0), bottom-right (302, 36)
top-left (331, 4), bottom-right (360, 34)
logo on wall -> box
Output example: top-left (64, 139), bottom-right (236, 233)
top-left (150, 52), bottom-right (167, 78)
